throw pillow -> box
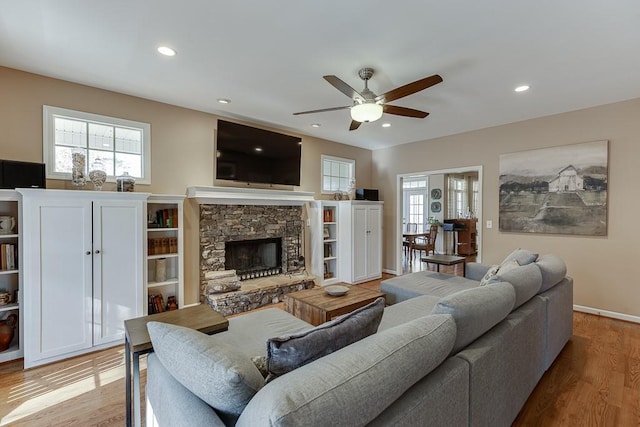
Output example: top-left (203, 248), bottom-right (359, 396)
top-left (501, 248), bottom-right (538, 267)
top-left (147, 321), bottom-right (265, 416)
top-left (266, 297), bottom-right (385, 380)
top-left (251, 355), bottom-right (269, 379)
top-left (479, 264), bottom-right (500, 286)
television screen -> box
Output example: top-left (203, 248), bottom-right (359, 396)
top-left (216, 120), bottom-right (302, 186)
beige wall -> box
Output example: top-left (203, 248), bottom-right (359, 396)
top-left (0, 66), bottom-right (373, 305)
top-left (373, 97), bottom-right (640, 318)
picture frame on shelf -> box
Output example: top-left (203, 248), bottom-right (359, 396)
top-left (323, 227), bottom-right (330, 239)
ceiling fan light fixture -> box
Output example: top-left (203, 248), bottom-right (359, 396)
top-left (350, 103), bottom-right (383, 123)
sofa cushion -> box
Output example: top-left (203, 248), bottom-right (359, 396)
top-left (491, 262), bottom-right (542, 308)
top-left (432, 282), bottom-right (516, 353)
top-left (535, 254), bottom-right (568, 292)
top-left (266, 297), bottom-right (384, 379)
top-left (236, 314), bottom-right (457, 427)
top-left (147, 321), bottom-right (265, 416)
top-left (501, 248), bottom-right (538, 266)
top-left (378, 294), bottom-right (441, 331)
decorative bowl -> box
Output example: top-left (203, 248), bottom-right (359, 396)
top-left (324, 285), bottom-right (349, 296)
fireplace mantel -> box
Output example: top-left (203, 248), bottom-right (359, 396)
top-left (186, 186), bottom-right (315, 206)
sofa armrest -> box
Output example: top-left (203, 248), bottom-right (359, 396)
top-left (465, 262), bottom-right (492, 281)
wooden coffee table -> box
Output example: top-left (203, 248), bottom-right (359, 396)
top-left (421, 254), bottom-right (467, 276)
top-left (285, 285), bottom-right (385, 326)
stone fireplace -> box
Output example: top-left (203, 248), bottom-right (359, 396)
top-left (199, 204), bottom-right (305, 278)
top-left (189, 186), bottom-right (316, 314)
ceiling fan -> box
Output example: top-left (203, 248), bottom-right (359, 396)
top-left (293, 68), bottom-right (443, 131)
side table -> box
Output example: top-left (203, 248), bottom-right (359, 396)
top-left (421, 254), bottom-right (467, 276)
top-left (124, 304), bottom-right (228, 427)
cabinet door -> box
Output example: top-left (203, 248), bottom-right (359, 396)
top-left (366, 205), bottom-right (382, 279)
top-left (93, 200), bottom-right (144, 345)
top-left (351, 205), bottom-right (368, 282)
top-left (25, 199), bottom-right (94, 364)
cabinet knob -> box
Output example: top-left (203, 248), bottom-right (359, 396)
top-left (95, 250), bottom-right (101, 254)
top-left (86, 251), bottom-right (91, 255)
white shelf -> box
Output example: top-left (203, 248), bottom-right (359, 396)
top-left (0, 190), bottom-right (21, 363)
top-left (145, 195), bottom-right (184, 315)
top-left (0, 303), bottom-right (19, 312)
top-left (323, 256), bottom-right (337, 261)
top-left (0, 269), bottom-right (18, 275)
top-left (148, 279), bottom-right (180, 288)
top-left (324, 239), bottom-right (337, 243)
top-left (148, 253), bottom-right (178, 260)
top-left (0, 342), bottom-right (22, 364)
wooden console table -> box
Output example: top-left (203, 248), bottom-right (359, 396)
top-left (124, 304), bottom-right (228, 427)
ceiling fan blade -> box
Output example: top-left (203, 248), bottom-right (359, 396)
top-left (293, 106), bottom-right (351, 115)
top-left (349, 120), bottom-right (362, 131)
top-left (324, 75), bottom-right (363, 100)
top-left (375, 74), bottom-right (443, 103)
top-left (383, 104), bottom-right (429, 118)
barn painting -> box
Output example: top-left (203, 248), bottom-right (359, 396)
top-left (499, 140), bottom-right (608, 235)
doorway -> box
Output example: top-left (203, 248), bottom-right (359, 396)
top-left (396, 165), bottom-right (483, 275)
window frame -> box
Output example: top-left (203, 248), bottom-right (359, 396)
top-left (43, 105), bottom-right (151, 184)
top-left (320, 154), bottom-right (355, 194)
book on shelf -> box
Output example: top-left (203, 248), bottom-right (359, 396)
top-left (151, 208), bottom-right (179, 228)
top-left (148, 237), bottom-right (177, 255)
top-left (0, 243), bottom-right (16, 270)
top-left (148, 293), bottom-right (166, 314)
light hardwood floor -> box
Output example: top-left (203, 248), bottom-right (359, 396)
top-left (1, 271), bottom-right (638, 426)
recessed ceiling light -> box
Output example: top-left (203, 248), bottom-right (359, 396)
top-left (255, 147), bottom-right (263, 152)
top-left (382, 123), bottom-right (391, 128)
top-left (514, 85), bottom-right (530, 92)
top-left (157, 46), bottom-right (176, 57)
top-left (217, 98), bottom-right (231, 104)
top-left (311, 123), bottom-right (321, 128)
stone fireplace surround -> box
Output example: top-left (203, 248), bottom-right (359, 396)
top-left (188, 186), bottom-right (316, 314)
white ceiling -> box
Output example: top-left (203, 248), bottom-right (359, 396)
top-left (1, 1), bottom-right (640, 150)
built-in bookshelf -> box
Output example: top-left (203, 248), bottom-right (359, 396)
top-left (0, 190), bottom-right (22, 363)
top-left (145, 195), bottom-right (185, 314)
top-left (309, 201), bottom-right (340, 286)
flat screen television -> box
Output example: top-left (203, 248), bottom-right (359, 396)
top-left (216, 120), bottom-right (302, 186)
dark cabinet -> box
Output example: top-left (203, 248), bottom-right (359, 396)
top-left (443, 218), bottom-right (477, 256)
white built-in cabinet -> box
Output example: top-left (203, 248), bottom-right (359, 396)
top-left (145, 195), bottom-right (185, 314)
top-left (19, 189), bottom-right (148, 368)
top-left (0, 190), bottom-right (22, 363)
top-left (337, 200), bottom-right (383, 284)
top-left (308, 201), bottom-right (340, 286)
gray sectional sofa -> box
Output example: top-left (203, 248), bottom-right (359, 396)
top-left (145, 249), bottom-right (573, 427)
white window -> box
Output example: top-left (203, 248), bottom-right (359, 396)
top-left (321, 155), bottom-right (355, 194)
top-left (43, 106), bottom-right (151, 184)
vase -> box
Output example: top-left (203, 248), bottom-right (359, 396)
top-left (71, 149), bottom-right (86, 187)
top-left (116, 172), bottom-right (135, 192)
top-left (88, 158), bottom-right (107, 191)
top-left (155, 258), bottom-right (167, 282)
top-left (0, 313), bottom-right (17, 352)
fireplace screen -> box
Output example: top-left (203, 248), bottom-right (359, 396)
top-left (225, 237), bottom-right (282, 280)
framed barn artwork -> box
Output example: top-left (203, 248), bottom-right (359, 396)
top-left (499, 140), bottom-right (608, 235)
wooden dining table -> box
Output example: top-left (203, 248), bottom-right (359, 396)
top-left (403, 231), bottom-right (431, 262)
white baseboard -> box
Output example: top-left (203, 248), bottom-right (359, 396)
top-left (573, 304), bottom-right (640, 324)
top-left (383, 268), bottom-right (400, 276)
